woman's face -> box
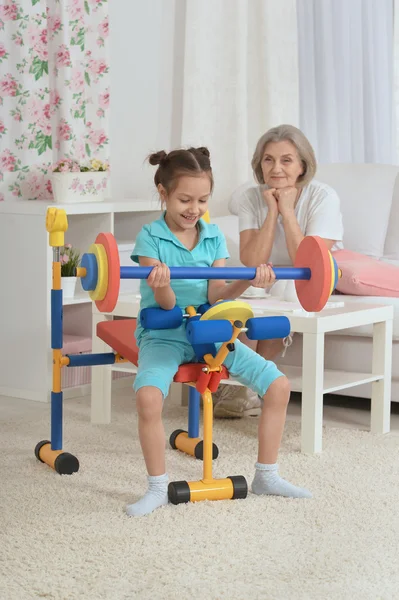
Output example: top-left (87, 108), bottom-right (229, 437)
top-left (261, 140), bottom-right (304, 188)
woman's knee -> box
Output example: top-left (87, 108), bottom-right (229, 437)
top-left (257, 338), bottom-right (284, 360)
top-left (263, 375), bottom-right (291, 406)
top-left (238, 331), bottom-right (258, 352)
top-left (136, 386), bottom-right (163, 420)
top-left (257, 333), bottom-right (296, 361)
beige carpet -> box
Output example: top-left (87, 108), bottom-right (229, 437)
top-left (1, 389), bottom-right (399, 600)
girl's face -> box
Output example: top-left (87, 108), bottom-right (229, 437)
top-left (160, 174), bottom-right (211, 232)
top-left (261, 140), bottom-right (304, 188)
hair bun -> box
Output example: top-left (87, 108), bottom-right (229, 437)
top-left (196, 146), bottom-right (210, 158)
top-left (148, 151), bottom-right (167, 166)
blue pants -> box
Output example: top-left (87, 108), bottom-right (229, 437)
top-left (133, 334), bottom-right (284, 399)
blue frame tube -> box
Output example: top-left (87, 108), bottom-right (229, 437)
top-left (51, 392), bottom-right (63, 450)
top-left (120, 266), bottom-right (311, 280)
top-left (67, 352), bottom-right (117, 367)
top-left (51, 289), bottom-right (63, 350)
top-left (188, 386), bottom-right (200, 438)
top-left (51, 287), bottom-right (63, 451)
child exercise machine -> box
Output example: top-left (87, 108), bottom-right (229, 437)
top-left (35, 208), bottom-right (340, 505)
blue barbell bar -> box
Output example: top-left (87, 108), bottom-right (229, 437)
top-left (120, 266), bottom-right (311, 280)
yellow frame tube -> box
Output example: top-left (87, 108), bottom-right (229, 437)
top-left (202, 389), bottom-right (214, 482)
top-left (174, 432), bottom-right (202, 457)
top-left (189, 478), bottom-right (234, 502)
top-left (203, 322), bottom-right (243, 370)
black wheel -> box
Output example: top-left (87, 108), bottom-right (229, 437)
top-left (34, 440), bottom-right (50, 463)
top-left (169, 429), bottom-right (186, 449)
top-left (54, 452), bottom-right (79, 475)
top-left (168, 481), bottom-right (190, 505)
top-left (194, 441), bottom-right (219, 461)
top-left (228, 475), bottom-right (248, 499)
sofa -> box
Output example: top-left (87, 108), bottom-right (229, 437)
top-left (212, 163), bottom-right (399, 403)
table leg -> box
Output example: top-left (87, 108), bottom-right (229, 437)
top-left (371, 319), bottom-right (393, 434)
top-left (91, 312), bottom-right (113, 424)
top-left (301, 332), bottom-right (325, 454)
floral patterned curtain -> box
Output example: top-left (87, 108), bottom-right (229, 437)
top-left (0, 0), bottom-right (109, 201)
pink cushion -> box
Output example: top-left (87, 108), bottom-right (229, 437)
top-left (332, 249), bottom-right (399, 297)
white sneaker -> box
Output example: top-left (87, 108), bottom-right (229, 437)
top-left (213, 385), bottom-right (262, 419)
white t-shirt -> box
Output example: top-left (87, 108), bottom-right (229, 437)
top-left (235, 179), bottom-right (344, 266)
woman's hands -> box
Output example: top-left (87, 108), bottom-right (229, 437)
top-left (263, 188), bottom-right (279, 214)
top-left (263, 186), bottom-right (298, 217)
top-left (147, 263), bottom-right (171, 290)
top-left (250, 263), bottom-right (276, 290)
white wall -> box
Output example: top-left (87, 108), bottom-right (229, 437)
top-left (109, 0), bottom-right (186, 203)
top-left (109, 1), bottom-right (299, 216)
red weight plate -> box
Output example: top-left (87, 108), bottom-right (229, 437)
top-left (294, 236), bottom-right (332, 312)
top-left (95, 232), bottom-right (120, 312)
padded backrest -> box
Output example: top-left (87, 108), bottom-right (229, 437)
top-left (384, 172), bottom-right (399, 260)
top-left (97, 319), bottom-right (139, 365)
top-left (315, 163), bottom-right (397, 258)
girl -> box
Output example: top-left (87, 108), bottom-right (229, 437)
top-left (127, 147), bottom-right (311, 517)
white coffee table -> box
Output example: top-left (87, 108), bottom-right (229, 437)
top-left (91, 295), bottom-right (393, 454)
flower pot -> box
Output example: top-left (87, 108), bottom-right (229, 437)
top-left (52, 172), bottom-right (109, 204)
top-left (61, 276), bottom-right (78, 298)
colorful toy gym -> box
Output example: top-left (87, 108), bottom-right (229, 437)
top-left (35, 207), bottom-right (340, 505)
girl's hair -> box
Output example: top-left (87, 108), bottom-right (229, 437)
top-left (148, 147), bottom-right (214, 195)
top-left (251, 124), bottom-right (317, 187)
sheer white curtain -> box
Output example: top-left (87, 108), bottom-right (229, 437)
top-left (180, 0), bottom-right (300, 215)
top-left (394, 0), bottom-right (399, 161)
top-left (297, 0), bottom-right (395, 164)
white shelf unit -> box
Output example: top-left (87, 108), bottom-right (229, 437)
top-left (0, 199), bottom-right (160, 403)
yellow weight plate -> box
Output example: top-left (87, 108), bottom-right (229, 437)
top-left (202, 210), bottom-right (210, 223)
top-left (88, 243), bottom-right (108, 301)
top-left (200, 300), bottom-right (254, 324)
top-left (328, 251), bottom-right (335, 296)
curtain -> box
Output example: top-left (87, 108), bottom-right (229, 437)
top-left (394, 0), bottom-right (399, 161)
top-left (180, 0), bottom-right (300, 216)
top-left (297, 0), bottom-right (395, 164)
top-left (0, 0), bottom-right (110, 202)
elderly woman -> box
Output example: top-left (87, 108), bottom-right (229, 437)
top-left (214, 124), bottom-right (344, 419)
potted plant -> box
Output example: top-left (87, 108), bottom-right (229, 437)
top-left (51, 158), bottom-right (110, 204)
top-left (61, 244), bottom-right (81, 298)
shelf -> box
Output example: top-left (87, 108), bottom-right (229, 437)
top-left (63, 295), bottom-right (92, 306)
top-left (210, 365), bottom-right (385, 395)
top-left (109, 362), bottom-right (137, 374)
top-left (276, 365), bottom-right (384, 394)
top-left (0, 199), bottom-right (160, 215)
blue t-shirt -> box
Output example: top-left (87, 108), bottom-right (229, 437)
top-left (131, 213), bottom-right (230, 343)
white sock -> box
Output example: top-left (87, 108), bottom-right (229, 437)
top-left (126, 473), bottom-right (169, 516)
top-left (251, 463), bottom-right (312, 498)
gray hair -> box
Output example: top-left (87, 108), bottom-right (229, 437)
top-left (251, 124), bottom-right (316, 187)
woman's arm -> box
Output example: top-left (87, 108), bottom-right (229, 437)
top-left (280, 210), bottom-right (304, 264)
top-left (208, 259), bottom-right (250, 303)
top-left (240, 209), bottom-right (279, 267)
top-left (277, 187), bottom-right (339, 264)
top-left (138, 256), bottom-right (176, 310)
top-left (207, 259), bottom-right (275, 304)
top-left (238, 188), bottom-right (279, 266)
top-left (281, 211), bottom-right (337, 264)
